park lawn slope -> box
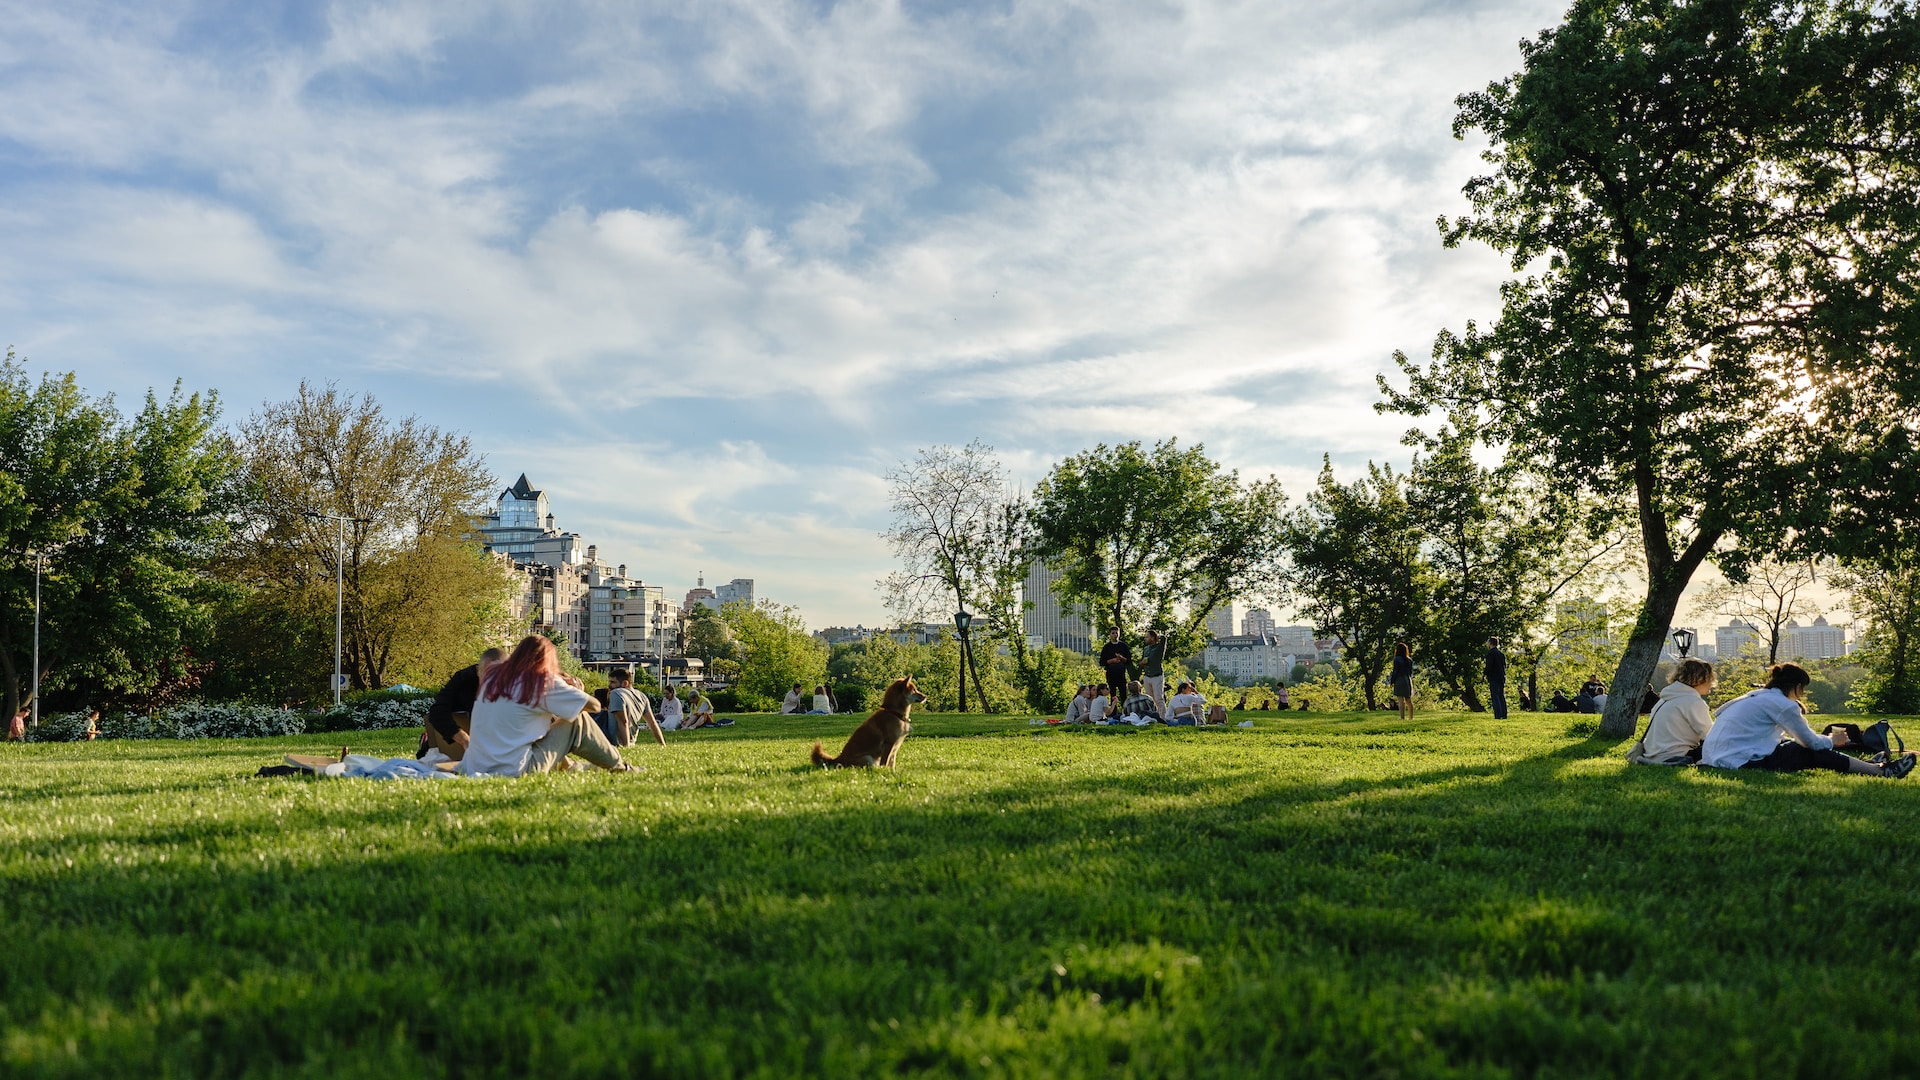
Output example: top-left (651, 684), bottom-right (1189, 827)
top-left (2, 711), bottom-right (1917, 1078)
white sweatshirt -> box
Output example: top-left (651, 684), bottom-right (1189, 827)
top-left (1699, 688), bottom-right (1831, 769)
top-left (1638, 681), bottom-right (1714, 762)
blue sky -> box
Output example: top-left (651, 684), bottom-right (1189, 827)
top-left (0, 0), bottom-right (1573, 627)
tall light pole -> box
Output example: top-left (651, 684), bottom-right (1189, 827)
top-left (30, 549), bottom-right (44, 726)
top-left (304, 511), bottom-right (371, 706)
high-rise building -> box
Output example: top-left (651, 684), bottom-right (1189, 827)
top-left (1206, 603), bottom-right (1236, 641)
top-left (716, 578), bottom-right (754, 607)
top-left (1782, 616), bottom-right (1846, 660)
top-left (684, 573), bottom-right (718, 614)
top-left (1023, 560), bottom-right (1091, 653)
top-left (471, 474), bottom-right (589, 568)
top-left (1242, 608), bottom-right (1275, 637)
top-left (1715, 619), bottom-right (1763, 659)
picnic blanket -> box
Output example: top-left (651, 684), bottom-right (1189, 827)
top-left (282, 752), bottom-right (456, 780)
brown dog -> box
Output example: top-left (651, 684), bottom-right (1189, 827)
top-left (810, 676), bottom-right (926, 768)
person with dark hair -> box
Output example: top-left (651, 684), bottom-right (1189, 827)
top-left (1701, 663), bottom-right (1916, 777)
top-left (459, 636), bottom-right (635, 777)
top-left (1391, 642), bottom-right (1414, 721)
top-left (1099, 628), bottom-right (1132, 704)
top-left (1484, 637), bottom-right (1508, 719)
top-left (1546, 690), bottom-right (1573, 713)
top-left (417, 646), bottom-right (506, 761)
top-left (607, 667), bottom-right (663, 747)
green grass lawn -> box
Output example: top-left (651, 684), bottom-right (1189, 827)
top-left (4, 710), bottom-right (1918, 1078)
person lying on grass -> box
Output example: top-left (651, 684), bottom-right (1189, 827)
top-left (1700, 662), bottom-right (1917, 779)
top-left (1628, 657), bottom-right (1715, 765)
top-left (457, 635), bottom-right (637, 778)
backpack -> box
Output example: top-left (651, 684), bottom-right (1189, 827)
top-left (1824, 721), bottom-right (1904, 757)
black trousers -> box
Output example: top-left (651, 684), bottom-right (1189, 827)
top-left (1744, 740), bottom-right (1852, 773)
top-left (1489, 680), bottom-right (1508, 719)
top-left (1106, 669), bottom-right (1127, 700)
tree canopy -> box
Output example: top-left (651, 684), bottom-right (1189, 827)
top-left (1030, 440), bottom-right (1286, 665)
top-left (1381, 0), bottom-right (1920, 735)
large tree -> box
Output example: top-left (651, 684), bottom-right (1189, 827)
top-left (227, 383), bottom-right (509, 693)
top-left (1832, 551), bottom-right (1920, 713)
top-left (0, 355), bottom-right (240, 715)
top-left (877, 442), bottom-right (1009, 709)
top-left (1282, 458), bottom-right (1426, 709)
top-left (1030, 440), bottom-right (1287, 669)
top-left (1381, 0), bottom-right (1920, 735)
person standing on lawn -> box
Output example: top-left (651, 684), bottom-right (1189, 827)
top-left (459, 635), bottom-right (635, 777)
top-left (1485, 637), bottom-right (1508, 719)
top-left (1700, 663), bottom-right (1916, 777)
top-left (1099, 628), bottom-right (1131, 704)
top-left (1391, 642), bottom-right (1415, 721)
top-left (608, 667), bottom-right (664, 747)
top-left (1141, 629), bottom-right (1167, 714)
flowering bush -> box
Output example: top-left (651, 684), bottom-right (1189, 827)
top-left (311, 697), bottom-right (430, 733)
top-left (18, 696), bottom-right (430, 742)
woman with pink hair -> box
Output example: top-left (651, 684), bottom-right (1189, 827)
top-left (458, 635), bottom-right (637, 777)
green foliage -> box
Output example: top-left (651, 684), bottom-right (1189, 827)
top-left (682, 605), bottom-right (737, 666)
top-left (1381, 0), bottom-right (1920, 737)
top-left (12, 715), bottom-right (1920, 1074)
top-left (0, 354), bottom-right (241, 716)
top-left (1281, 457), bottom-right (1423, 708)
top-left (1835, 554), bottom-right (1920, 714)
top-left (721, 599), bottom-right (827, 711)
top-left (1031, 439), bottom-right (1287, 665)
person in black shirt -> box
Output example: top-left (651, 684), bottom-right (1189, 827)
top-left (1484, 636), bottom-right (1508, 719)
top-left (1391, 641), bottom-right (1414, 721)
top-left (1099, 628), bottom-right (1131, 703)
top-left (417, 647), bottom-right (505, 760)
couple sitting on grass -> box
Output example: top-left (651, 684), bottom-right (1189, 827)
top-left (1631, 659), bottom-right (1916, 779)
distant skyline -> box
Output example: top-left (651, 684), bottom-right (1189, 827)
top-left (9, 0), bottom-right (1597, 626)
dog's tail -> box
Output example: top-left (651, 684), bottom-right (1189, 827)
top-left (810, 740), bottom-right (835, 767)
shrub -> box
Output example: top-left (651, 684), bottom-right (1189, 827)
top-left (23, 710), bottom-right (98, 743)
top-left (704, 689), bottom-right (743, 713)
top-left (310, 698), bottom-right (431, 733)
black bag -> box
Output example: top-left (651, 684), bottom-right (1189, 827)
top-left (1824, 721), bottom-right (1904, 756)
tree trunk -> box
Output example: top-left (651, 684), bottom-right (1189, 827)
top-left (963, 631), bottom-right (990, 713)
top-left (1601, 576), bottom-right (1689, 737)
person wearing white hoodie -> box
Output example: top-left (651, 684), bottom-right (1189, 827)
top-left (1700, 663), bottom-right (1916, 777)
top-left (1629, 658), bottom-right (1716, 765)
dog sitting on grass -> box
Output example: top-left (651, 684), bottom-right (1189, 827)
top-left (810, 676), bottom-right (926, 768)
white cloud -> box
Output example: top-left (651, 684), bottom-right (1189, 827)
top-left (0, 0), bottom-right (1571, 624)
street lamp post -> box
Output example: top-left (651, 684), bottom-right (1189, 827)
top-left (953, 609), bottom-right (975, 713)
top-left (1671, 627), bottom-right (1696, 659)
top-left (304, 511), bottom-right (372, 706)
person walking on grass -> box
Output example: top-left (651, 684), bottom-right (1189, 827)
top-left (458, 635), bottom-right (636, 777)
top-left (1099, 628), bottom-right (1131, 704)
top-left (1485, 636), bottom-right (1508, 720)
top-left (1391, 642), bottom-right (1414, 722)
top-left (1700, 663), bottom-right (1917, 778)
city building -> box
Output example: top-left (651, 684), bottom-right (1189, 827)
top-left (471, 474), bottom-right (590, 568)
top-left (1259, 625), bottom-right (1318, 655)
top-left (1715, 619), bottom-right (1763, 659)
top-left (716, 578), bottom-right (754, 607)
top-left (1202, 633), bottom-right (1296, 686)
top-left (1206, 603), bottom-right (1236, 641)
top-left (1242, 608), bottom-right (1275, 637)
top-left (683, 574), bottom-right (718, 614)
top-left (1782, 616), bottom-right (1847, 660)
top-left (814, 626), bottom-right (877, 646)
top-left (1023, 561), bottom-right (1091, 653)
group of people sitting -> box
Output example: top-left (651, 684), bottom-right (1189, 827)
top-left (1061, 679), bottom-right (1227, 726)
top-left (1630, 659), bottom-right (1916, 778)
top-left (1543, 675), bottom-right (1647, 715)
top-left (414, 635), bottom-right (729, 778)
top-left (780, 683), bottom-right (837, 715)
